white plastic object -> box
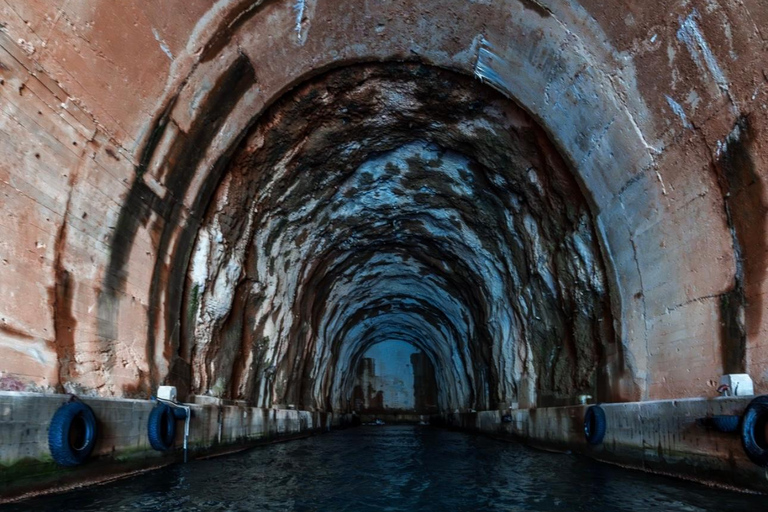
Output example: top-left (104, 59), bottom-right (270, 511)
top-left (157, 385), bottom-right (177, 402)
top-left (719, 374), bottom-right (754, 397)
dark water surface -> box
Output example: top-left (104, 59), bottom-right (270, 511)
top-left (3, 426), bottom-right (765, 512)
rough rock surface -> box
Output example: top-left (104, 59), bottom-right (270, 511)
top-left (185, 64), bottom-right (615, 411)
top-left (0, 0), bottom-right (766, 411)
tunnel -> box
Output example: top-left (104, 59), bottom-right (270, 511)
top-left (1, 0), bottom-right (768, 507)
top-left (174, 62), bottom-right (619, 414)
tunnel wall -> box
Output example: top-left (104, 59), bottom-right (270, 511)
top-left (0, 390), bottom-right (352, 502)
top-left (439, 396), bottom-right (768, 493)
top-left (0, 0), bottom-right (766, 406)
top-left (1, 4), bottom-right (768, 496)
top-left (180, 63), bottom-right (619, 411)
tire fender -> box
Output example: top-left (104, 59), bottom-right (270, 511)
top-left (48, 401), bottom-right (98, 467)
top-left (584, 405), bottom-right (607, 445)
top-left (148, 403), bottom-right (177, 452)
top-left (741, 395), bottom-right (768, 467)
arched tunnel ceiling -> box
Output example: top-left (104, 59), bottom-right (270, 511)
top-left (90, 0), bottom-right (657, 410)
top-left (1, 0), bottom-right (766, 408)
top-left (184, 64), bottom-right (615, 411)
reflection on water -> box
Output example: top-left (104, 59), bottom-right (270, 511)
top-left (2, 426), bottom-right (764, 512)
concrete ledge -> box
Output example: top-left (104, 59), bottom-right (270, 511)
top-left (436, 396), bottom-right (768, 493)
top-left (359, 413), bottom-right (430, 424)
top-left (0, 392), bottom-right (352, 502)
top-left (4, 392), bottom-right (766, 499)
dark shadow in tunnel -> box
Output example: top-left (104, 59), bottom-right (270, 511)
top-left (105, 61), bottom-right (627, 414)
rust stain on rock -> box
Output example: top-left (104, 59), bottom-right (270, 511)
top-left (0, 323), bottom-right (34, 340)
top-left (713, 116), bottom-right (765, 374)
top-left (49, 178), bottom-right (79, 390)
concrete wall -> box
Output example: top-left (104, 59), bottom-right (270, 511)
top-left (439, 396), bottom-right (768, 493)
top-left (1, 0), bottom-right (767, 408)
top-left (0, 391), bottom-right (351, 502)
top-left (3, 390), bottom-right (766, 499)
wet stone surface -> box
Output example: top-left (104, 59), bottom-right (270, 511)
top-left (183, 64), bottom-right (619, 413)
top-left (3, 426), bottom-right (764, 512)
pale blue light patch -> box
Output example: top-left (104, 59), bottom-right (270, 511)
top-left (665, 95), bottom-right (692, 129)
top-left (294, 0), bottom-right (305, 41)
top-left (151, 27), bottom-right (173, 61)
top-left (677, 10), bottom-right (729, 94)
top-left (474, 38), bottom-right (508, 95)
top-left (715, 121), bottom-right (743, 158)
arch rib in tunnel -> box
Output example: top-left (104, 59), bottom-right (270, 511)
top-left (93, 0), bottom-right (663, 407)
top-left (167, 64), bottom-right (620, 413)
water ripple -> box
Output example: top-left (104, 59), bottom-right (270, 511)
top-left (2, 426), bottom-right (764, 512)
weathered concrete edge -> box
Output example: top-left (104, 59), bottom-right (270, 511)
top-left (359, 413), bottom-right (431, 424)
top-left (0, 391), bottom-right (354, 502)
top-left (435, 397), bottom-right (768, 493)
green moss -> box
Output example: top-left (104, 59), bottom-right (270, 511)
top-left (0, 456), bottom-right (60, 483)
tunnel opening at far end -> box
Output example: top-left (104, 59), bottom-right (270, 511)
top-left (350, 340), bottom-right (439, 417)
top-left (174, 62), bottom-right (627, 417)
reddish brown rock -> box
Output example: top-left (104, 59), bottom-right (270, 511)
top-left (0, 0), bottom-right (766, 409)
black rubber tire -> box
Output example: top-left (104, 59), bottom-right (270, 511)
top-left (148, 403), bottom-right (177, 451)
top-left (741, 395), bottom-right (768, 467)
top-left (710, 415), bottom-right (741, 433)
top-left (48, 401), bottom-right (98, 467)
top-left (584, 405), bottom-right (607, 445)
